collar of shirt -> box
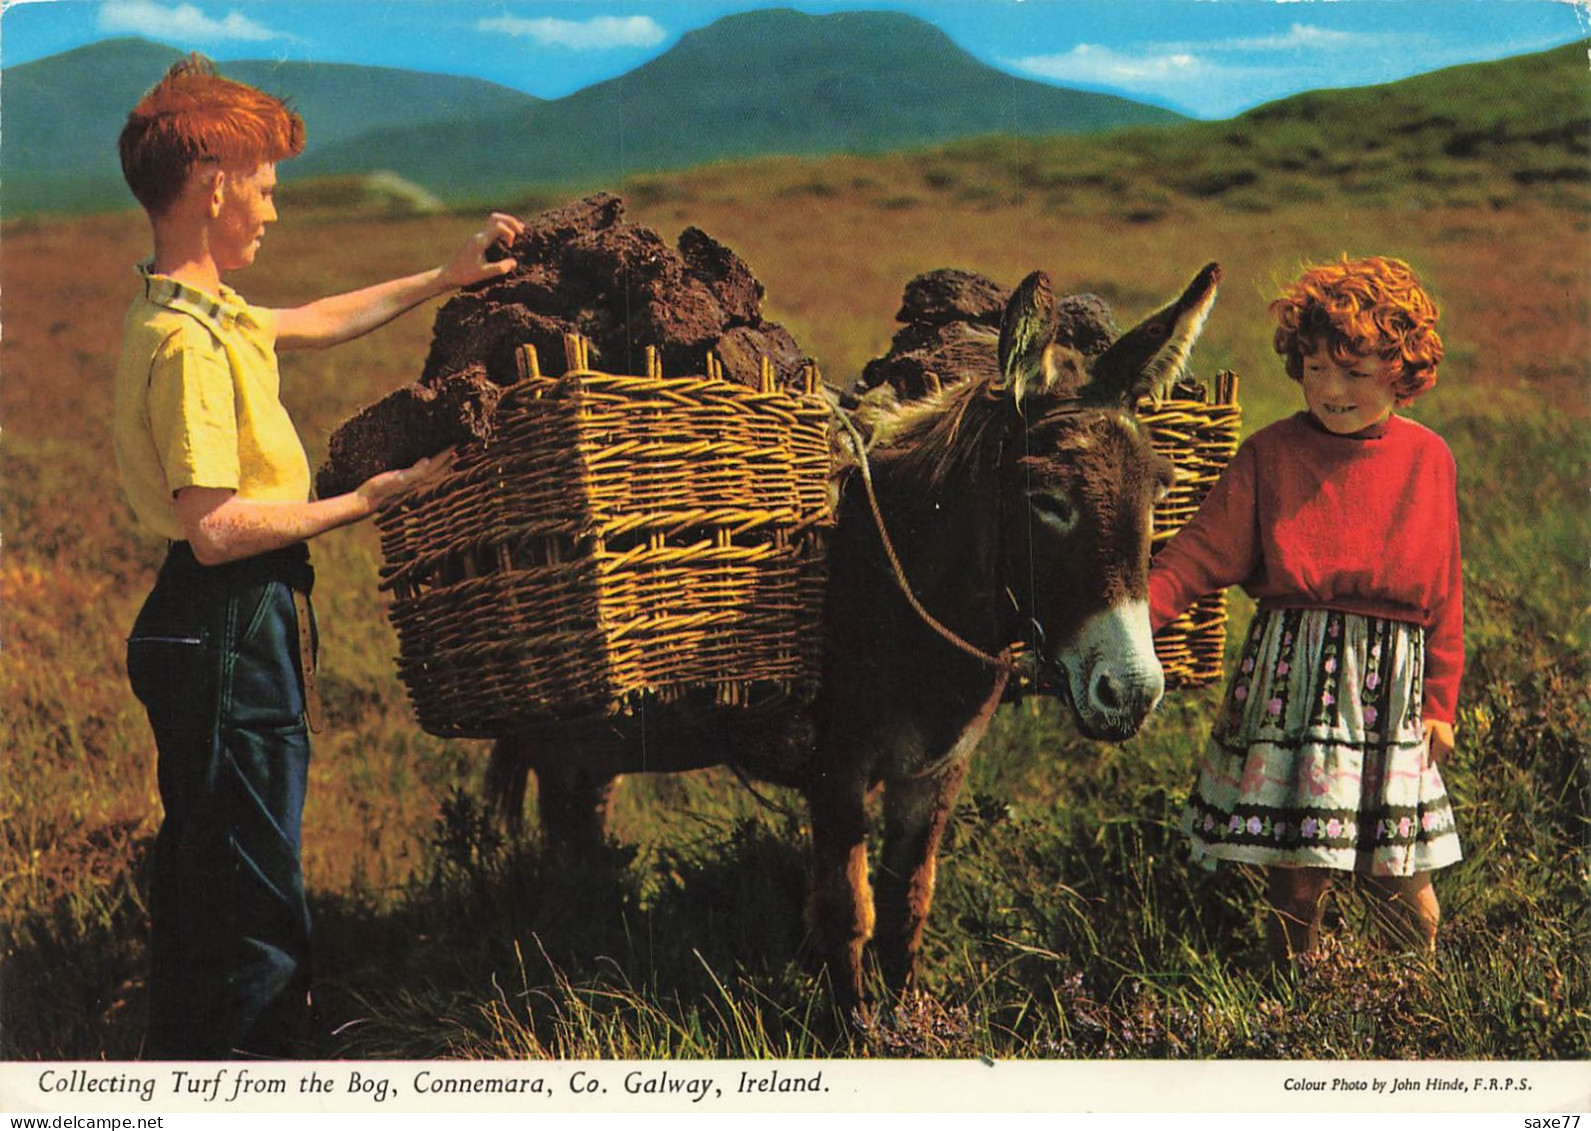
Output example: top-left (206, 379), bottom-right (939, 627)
top-left (136, 261), bottom-right (264, 337)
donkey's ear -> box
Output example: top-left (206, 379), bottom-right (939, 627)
top-left (1086, 261), bottom-right (1221, 408)
top-left (998, 270), bottom-right (1062, 402)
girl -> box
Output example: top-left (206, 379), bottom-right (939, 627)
top-left (1151, 255), bottom-right (1463, 960)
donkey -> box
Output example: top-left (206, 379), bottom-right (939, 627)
top-left (487, 263), bottom-right (1222, 1007)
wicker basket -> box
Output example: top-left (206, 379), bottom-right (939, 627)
top-left (1141, 371), bottom-right (1242, 688)
top-left (376, 336), bottom-right (835, 737)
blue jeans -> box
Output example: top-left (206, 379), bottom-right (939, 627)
top-left (126, 543), bottom-right (317, 1059)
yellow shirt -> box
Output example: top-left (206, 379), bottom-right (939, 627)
top-left (115, 265), bottom-right (311, 541)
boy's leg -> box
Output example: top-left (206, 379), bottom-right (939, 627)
top-left (1362, 872), bottom-right (1440, 953)
top-left (1265, 866), bottom-right (1334, 960)
top-left (132, 566), bottom-right (314, 1059)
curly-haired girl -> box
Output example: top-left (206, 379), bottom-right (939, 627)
top-left (1151, 255), bottom-right (1462, 960)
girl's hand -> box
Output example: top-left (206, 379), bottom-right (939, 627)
top-left (1424, 719), bottom-right (1455, 768)
top-left (356, 449), bottom-right (459, 513)
top-left (438, 212), bottom-right (526, 290)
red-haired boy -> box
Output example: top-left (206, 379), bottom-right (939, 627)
top-left (115, 54), bottom-right (523, 1058)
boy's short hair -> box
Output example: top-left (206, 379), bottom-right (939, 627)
top-left (119, 53), bottom-right (305, 218)
top-left (1270, 255), bottom-right (1443, 404)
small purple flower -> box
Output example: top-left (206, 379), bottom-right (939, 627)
top-left (1365, 705), bottom-right (1379, 726)
top-left (1242, 658), bottom-right (1255, 673)
top-left (1247, 816), bottom-right (1264, 836)
top-left (1235, 686), bottom-right (1249, 702)
top-left (1276, 661), bottom-right (1291, 677)
top-left (1268, 697), bottom-right (1284, 716)
top-left (1301, 817), bottom-right (1319, 838)
top-left (1365, 672), bottom-right (1381, 691)
top-left (1324, 657), bottom-right (1338, 674)
top-left (1228, 816), bottom-right (1244, 834)
top-left (1322, 691), bottom-right (1336, 708)
top-left (1203, 815), bottom-right (1215, 832)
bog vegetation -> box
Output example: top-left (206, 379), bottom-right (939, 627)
top-left (2, 47), bottom-right (1587, 1060)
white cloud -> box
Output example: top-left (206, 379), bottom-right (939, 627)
top-left (476, 14), bottom-right (667, 50)
top-left (1009, 44), bottom-right (1298, 118)
top-left (1197, 23), bottom-right (1393, 53)
top-left (1014, 44), bottom-right (1210, 86)
top-left (98, 0), bottom-right (283, 42)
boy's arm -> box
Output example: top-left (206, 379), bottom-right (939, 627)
top-left (175, 451), bottom-right (455, 565)
top-left (273, 213), bottom-right (524, 350)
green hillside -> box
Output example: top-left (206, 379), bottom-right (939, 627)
top-left (883, 40), bottom-right (1591, 218)
top-left (0, 38), bottom-right (540, 216)
top-left (294, 8), bottom-right (1183, 198)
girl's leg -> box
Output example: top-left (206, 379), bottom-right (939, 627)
top-left (1266, 867), bottom-right (1334, 960)
top-left (1362, 872), bottom-right (1440, 952)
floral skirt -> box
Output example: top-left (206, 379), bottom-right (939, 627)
top-left (1182, 607), bottom-right (1461, 877)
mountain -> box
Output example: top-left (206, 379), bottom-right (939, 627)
top-left (0, 38), bottom-right (540, 216)
top-left (1, 11), bottom-right (1181, 216)
top-left (291, 8), bottom-right (1184, 199)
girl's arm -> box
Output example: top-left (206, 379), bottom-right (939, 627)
top-left (272, 213), bottom-right (524, 350)
top-left (174, 451), bottom-right (456, 565)
top-left (1420, 445), bottom-right (1465, 761)
top-left (1149, 438), bottom-right (1261, 631)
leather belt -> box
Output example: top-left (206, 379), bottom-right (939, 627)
top-left (291, 590), bottom-right (324, 734)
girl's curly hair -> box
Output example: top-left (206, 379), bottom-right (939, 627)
top-left (120, 54), bottom-right (305, 219)
top-left (1271, 255), bottom-right (1443, 404)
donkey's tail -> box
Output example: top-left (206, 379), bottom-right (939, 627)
top-left (484, 734), bottom-right (534, 834)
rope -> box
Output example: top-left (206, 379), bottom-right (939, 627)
top-left (830, 405), bottom-right (1016, 676)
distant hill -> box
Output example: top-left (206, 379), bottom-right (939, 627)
top-left (1163, 40), bottom-right (1591, 208)
top-left (1227, 41), bottom-right (1590, 186)
top-left (0, 38), bottom-right (540, 216)
top-left (6, 18), bottom-right (1581, 221)
top-left (894, 40), bottom-right (1590, 218)
top-left (1, 10), bottom-right (1180, 216)
top-left (292, 8), bottom-right (1185, 199)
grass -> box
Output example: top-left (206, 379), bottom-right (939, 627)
top-left (2, 117), bottom-right (1587, 1063)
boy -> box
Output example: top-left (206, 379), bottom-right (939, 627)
top-left (115, 54), bottom-right (523, 1058)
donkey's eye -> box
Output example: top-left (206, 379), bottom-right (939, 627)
top-left (1029, 492), bottom-right (1078, 534)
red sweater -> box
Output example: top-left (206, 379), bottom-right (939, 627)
top-left (1150, 411), bottom-right (1464, 723)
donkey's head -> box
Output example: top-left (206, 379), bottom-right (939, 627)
top-left (996, 264), bottom-right (1220, 740)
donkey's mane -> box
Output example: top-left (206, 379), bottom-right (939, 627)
top-left (851, 370), bottom-right (1087, 492)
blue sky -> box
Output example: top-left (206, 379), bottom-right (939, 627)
top-left (2, 0), bottom-right (1586, 118)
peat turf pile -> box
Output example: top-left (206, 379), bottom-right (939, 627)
top-left (316, 193), bottom-right (810, 497)
top-left (858, 267), bottom-right (1120, 401)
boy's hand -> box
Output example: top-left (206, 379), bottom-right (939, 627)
top-left (1423, 719), bottom-right (1455, 768)
top-left (356, 448), bottom-right (459, 513)
top-left (439, 212), bottom-right (526, 290)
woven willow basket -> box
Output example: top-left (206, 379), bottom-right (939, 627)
top-left (1141, 371), bottom-right (1242, 688)
top-left (376, 336), bottom-right (835, 738)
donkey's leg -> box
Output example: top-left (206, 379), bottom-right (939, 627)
top-left (534, 759), bottom-right (619, 857)
top-left (805, 776), bottom-right (875, 1009)
top-left (876, 757), bottom-right (969, 990)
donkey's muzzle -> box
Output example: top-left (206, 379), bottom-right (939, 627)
top-left (1053, 600), bottom-right (1164, 742)
top-left (1078, 660), bottom-right (1164, 741)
